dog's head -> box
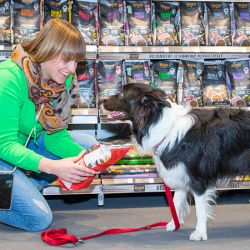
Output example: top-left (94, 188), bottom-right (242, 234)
top-left (103, 83), bottom-right (171, 141)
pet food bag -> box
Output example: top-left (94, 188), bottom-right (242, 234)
top-left (44, 0), bottom-right (69, 23)
top-left (0, 0), bottom-right (11, 44)
top-left (182, 60), bottom-right (204, 107)
top-left (180, 2), bottom-right (206, 46)
top-left (72, 0), bottom-right (98, 45)
top-left (73, 60), bottom-right (96, 108)
top-left (233, 3), bottom-right (250, 46)
top-left (58, 143), bottom-right (132, 190)
top-left (99, 0), bottom-right (125, 46)
top-left (153, 1), bottom-right (180, 46)
top-left (12, 0), bottom-right (41, 44)
top-left (203, 60), bottom-right (230, 106)
top-left (97, 60), bottom-right (123, 105)
top-left (151, 60), bottom-right (179, 103)
top-left (126, 0), bottom-right (152, 46)
top-left (206, 2), bottom-right (232, 46)
top-left (226, 59), bottom-right (250, 107)
top-left (124, 60), bottom-right (152, 85)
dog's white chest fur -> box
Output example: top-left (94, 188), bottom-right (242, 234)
top-left (141, 104), bottom-right (195, 154)
top-left (154, 156), bottom-right (190, 190)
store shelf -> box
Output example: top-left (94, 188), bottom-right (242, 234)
top-left (70, 108), bottom-right (98, 124)
top-left (0, 45), bottom-right (97, 60)
top-left (98, 46), bottom-right (250, 60)
top-left (154, 0), bottom-right (250, 2)
top-left (43, 178), bottom-right (250, 196)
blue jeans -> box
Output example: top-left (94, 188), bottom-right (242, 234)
top-left (0, 131), bottom-right (97, 231)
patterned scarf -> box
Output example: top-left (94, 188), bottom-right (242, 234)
top-left (11, 44), bottom-right (79, 133)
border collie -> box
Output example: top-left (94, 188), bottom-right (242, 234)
top-left (103, 83), bottom-right (250, 241)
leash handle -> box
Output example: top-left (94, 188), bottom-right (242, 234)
top-left (41, 183), bottom-right (180, 246)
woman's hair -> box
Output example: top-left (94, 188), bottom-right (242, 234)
top-left (21, 18), bottom-right (86, 63)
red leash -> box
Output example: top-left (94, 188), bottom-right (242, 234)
top-left (41, 183), bottom-right (180, 246)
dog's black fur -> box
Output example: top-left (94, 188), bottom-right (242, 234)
top-left (103, 83), bottom-right (250, 241)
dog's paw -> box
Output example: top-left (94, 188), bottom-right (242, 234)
top-left (166, 220), bottom-right (176, 232)
top-left (190, 230), bottom-right (208, 241)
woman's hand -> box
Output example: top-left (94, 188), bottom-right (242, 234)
top-left (38, 154), bottom-right (96, 183)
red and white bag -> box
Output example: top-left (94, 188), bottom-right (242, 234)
top-left (58, 143), bottom-right (132, 191)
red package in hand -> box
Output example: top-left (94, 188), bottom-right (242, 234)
top-left (58, 143), bottom-right (132, 191)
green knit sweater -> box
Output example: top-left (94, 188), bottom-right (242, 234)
top-left (0, 58), bottom-right (84, 172)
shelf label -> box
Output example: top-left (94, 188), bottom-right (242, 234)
top-left (134, 184), bottom-right (145, 192)
top-left (130, 53), bottom-right (139, 59)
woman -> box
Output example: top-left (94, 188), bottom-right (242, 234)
top-left (0, 18), bottom-right (98, 231)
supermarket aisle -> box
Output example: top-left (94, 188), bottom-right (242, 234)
top-left (0, 192), bottom-right (250, 250)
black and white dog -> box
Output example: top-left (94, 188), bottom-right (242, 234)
top-left (103, 83), bottom-right (250, 241)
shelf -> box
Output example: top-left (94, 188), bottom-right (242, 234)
top-left (154, 0), bottom-right (250, 2)
top-left (43, 179), bottom-right (250, 196)
top-left (1, 44), bottom-right (250, 61)
top-left (98, 46), bottom-right (250, 60)
top-left (43, 184), bottom-right (101, 195)
top-left (0, 45), bottom-right (97, 60)
top-left (70, 108), bottom-right (98, 124)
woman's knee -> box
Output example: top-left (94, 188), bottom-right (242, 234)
top-left (69, 131), bottom-right (98, 148)
top-left (22, 204), bottom-right (53, 231)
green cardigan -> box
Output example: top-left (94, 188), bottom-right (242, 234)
top-left (0, 58), bottom-right (83, 172)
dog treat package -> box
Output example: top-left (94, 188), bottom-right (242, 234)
top-left (12, 0), bottom-right (41, 44)
top-left (58, 143), bottom-right (132, 190)
top-left (73, 60), bottom-right (96, 108)
top-left (181, 60), bottom-right (204, 107)
top-left (44, 0), bottom-right (69, 23)
top-left (71, 0), bottom-right (98, 45)
top-left (151, 60), bottom-right (179, 103)
top-left (226, 59), bottom-right (250, 107)
top-left (233, 3), bottom-right (250, 46)
top-left (180, 2), bottom-right (206, 46)
top-left (99, 0), bottom-right (125, 46)
top-left (97, 60), bottom-right (123, 108)
top-left (206, 2), bottom-right (232, 46)
top-left (153, 1), bottom-right (180, 46)
top-left (124, 60), bottom-right (152, 85)
top-left (0, 0), bottom-right (11, 44)
top-left (126, 0), bottom-right (152, 46)
top-left (203, 61), bottom-right (230, 106)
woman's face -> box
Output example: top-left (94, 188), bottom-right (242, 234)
top-left (40, 57), bottom-right (77, 84)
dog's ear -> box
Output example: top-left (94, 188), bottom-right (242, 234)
top-left (150, 88), bottom-right (171, 108)
top-left (151, 88), bottom-right (167, 100)
top-left (139, 92), bottom-right (170, 109)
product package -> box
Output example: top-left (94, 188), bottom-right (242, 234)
top-left (126, 0), bottom-right (152, 46)
top-left (0, 0), bottom-right (11, 44)
top-left (206, 2), bottom-right (232, 46)
top-left (72, 0), bottom-right (98, 45)
top-left (151, 60), bottom-right (179, 102)
top-left (226, 59), bottom-right (250, 107)
top-left (97, 60), bottom-right (123, 107)
top-left (180, 2), bottom-right (206, 46)
top-left (203, 60), bottom-right (230, 106)
top-left (58, 143), bottom-right (132, 190)
top-left (12, 0), bottom-right (41, 44)
top-left (44, 0), bottom-right (69, 23)
top-left (181, 60), bottom-right (204, 107)
top-left (99, 0), bottom-right (125, 46)
top-left (124, 60), bottom-right (151, 84)
top-left (153, 1), bottom-right (180, 45)
top-left (233, 3), bottom-right (250, 46)
top-left (73, 60), bottom-right (97, 108)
